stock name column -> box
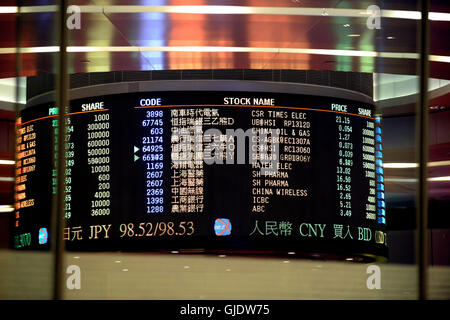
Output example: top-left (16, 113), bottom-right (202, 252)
top-left (14, 117), bottom-right (37, 248)
top-left (13, 105), bottom-right (56, 249)
top-left (243, 97), bottom-right (311, 241)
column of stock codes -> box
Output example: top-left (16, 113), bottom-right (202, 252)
top-left (13, 90), bottom-right (387, 258)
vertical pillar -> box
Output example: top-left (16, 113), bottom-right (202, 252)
top-left (52, 0), bottom-right (69, 300)
top-left (416, 0), bottom-right (430, 301)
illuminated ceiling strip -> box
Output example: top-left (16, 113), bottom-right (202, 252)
top-left (20, 46), bottom-right (59, 54)
top-left (0, 48), bottom-right (15, 54)
top-left (71, 47), bottom-right (450, 63)
top-left (384, 163), bottom-right (418, 168)
top-left (429, 176), bottom-right (450, 182)
top-left (19, 5), bottom-right (57, 13)
top-left (428, 12), bottom-right (450, 21)
top-left (429, 55), bottom-right (450, 63)
top-left (386, 176), bottom-right (450, 182)
top-left (88, 6), bottom-right (374, 17)
top-left (0, 205), bottom-right (14, 213)
top-left (0, 5), bottom-right (449, 21)
top-left (381, 10), bottom-right (420, 20)
top-left (383, 160), bottom-right (450, 168)
top-left (0, 46), bottom-right (448, 63)
top-left (385, 178), bottom-right (417, 182)
top-left (428, 161), bottom-right (450, 167)
top-left (0, 160), bottom-right (15, 165)
top-left (0, 47), bottom-right (59, 54)
top-left (0, 6), bottom-right (17, 13)
top-left (68, 46), bottom-right (140, 53)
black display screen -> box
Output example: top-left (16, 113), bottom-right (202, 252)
top-left (13, 88), bottom-right (387, 259)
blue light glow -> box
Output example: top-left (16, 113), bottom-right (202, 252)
top-left (38, 227), bottom-right (48, 245)
top-left (138, 0), bottom-right (167, 70)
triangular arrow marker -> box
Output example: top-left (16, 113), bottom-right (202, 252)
top-left (134, 146), bottom-right (139, 153)
top-left (134, 154), bottom-right (139, 162)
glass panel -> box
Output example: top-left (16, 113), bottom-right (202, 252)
top-left (0, 1), bottom-right (60, 299)
top-left (428, 0), bottom-right (450, 300)
top-left (60, 0), bottom-right (415, 300)
top-left (3, 0), bottom-right (448, 301)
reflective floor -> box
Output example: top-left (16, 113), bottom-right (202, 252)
top-left (1, 251), bottom-right (449, 300)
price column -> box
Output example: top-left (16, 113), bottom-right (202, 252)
top-left (336, 115), bottom-right (353, 217)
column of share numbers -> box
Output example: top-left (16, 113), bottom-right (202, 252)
top-left (87, 111), bottom-right (111, 217)
top-left (362, 120), bottom-right (376, 221)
